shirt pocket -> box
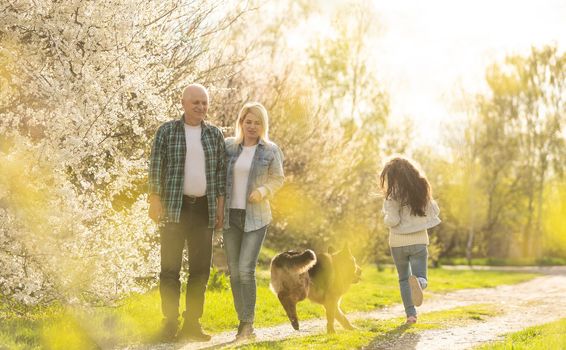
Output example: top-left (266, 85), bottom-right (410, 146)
top-left (255, 156), bottom-right (271, 177)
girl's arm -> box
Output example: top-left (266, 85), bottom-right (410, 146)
top-left (382, 199), bottom-right (401, 227)
top-left (430, 199), bottom-right (440, 216)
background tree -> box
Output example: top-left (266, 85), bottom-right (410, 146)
top-left (443, 45), bottom-right (566, 261)
top-left (0, 0), bottom-right (253, 304)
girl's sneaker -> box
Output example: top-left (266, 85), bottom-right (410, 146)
top-left (408, 275), bottom-right (423, 306)
top-left (406, 315), bottom-right (417, 324)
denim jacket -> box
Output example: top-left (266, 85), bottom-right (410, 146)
top-left (224, 137), bottom-right (285, 232)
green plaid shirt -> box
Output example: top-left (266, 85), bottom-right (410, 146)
top-left (148, 115), bottom-right (226, 226)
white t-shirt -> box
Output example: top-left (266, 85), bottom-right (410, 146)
top-left (230, 145), bottom-right (257, 209)
top-left (183, 124), bottom-right (207, 196)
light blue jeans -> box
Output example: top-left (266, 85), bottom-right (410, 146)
top-left (223, 209), bottom-right (267, 323)
top-left (390, 244), bottom-right (428, 317)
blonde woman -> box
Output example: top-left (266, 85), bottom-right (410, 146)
top-left (223, 102), bottom-right (284, 339)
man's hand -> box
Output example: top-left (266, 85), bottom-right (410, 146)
top-left (148, 194), bottom-right (163, 223)
top-left (213, 229), bottom-right (224, 247)
top-left (248, 190), bottom-right (263, 203)
top-left (215, 196), bottom-right (225, 230)
top-left (215, 211), bottom-right (224, 230)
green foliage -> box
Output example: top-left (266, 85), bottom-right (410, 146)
top-left (443, 45), bottom-right (566, 260)
top-left (207, 267), bottom-right (230, 292)
top-left (254, 0), bottom-right (392, 265)
top-left (543, 181), bottom-right (566, 257)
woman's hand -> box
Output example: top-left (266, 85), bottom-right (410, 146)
top-left (248, 190), bottom-right (263, 203)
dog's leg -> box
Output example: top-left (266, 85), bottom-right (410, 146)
top-left (278, 292), bottom-right (300, 330)
top-left (323, 301), bottom-right (337, 334)
top-left (336, 306), bottom-right (355, 330)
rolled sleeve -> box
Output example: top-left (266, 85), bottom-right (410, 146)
top-left (262, 145), bottom-right (285, 197)
top-left (148, 124), bottom-right (167, 195)
top-left (216, 129), bottom-right (227, 197)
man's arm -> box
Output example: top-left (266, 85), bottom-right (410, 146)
top-left (215, 128), bottom-right (227, 229)
top-left (215, 196), bottom-right (224, 230)
top-left (148, 125), bottom-right (167, 223)
top-left (148, 193), bottom-right (163, 223)
top-left (216, 129), bottom-right (227, 197)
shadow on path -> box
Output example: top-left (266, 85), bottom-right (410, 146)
top-left (189, 338), bottom-right (240, 350)
top-left (363, 324), bottom-right (421, 350)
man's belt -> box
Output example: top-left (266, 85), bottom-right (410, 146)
top-left (183, 195), bottom-right (206, 204)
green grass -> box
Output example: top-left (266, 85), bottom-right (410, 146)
top-left (425, 268), bottom-right (538, 292)
top-left (440, 257), bottom-right (566, 266)
top-left (231, 304), bottom-right (502, 350)
top-left (475, 318), bottom-right (566, 350)
top-left (0, 267), bottom-right (538, 349)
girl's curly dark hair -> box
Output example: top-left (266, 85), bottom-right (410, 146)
top-left (380, 157), bottom-right (431, 216)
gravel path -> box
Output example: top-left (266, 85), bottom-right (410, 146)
top-left (364, 274), bottom-right (566, 349)
top-left (121, 269), bottom-right (566, 350)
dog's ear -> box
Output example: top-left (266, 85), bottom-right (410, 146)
top-left (328, 246), bottom-right (336, 254)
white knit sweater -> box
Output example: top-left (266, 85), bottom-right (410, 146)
top-left (382, 198), bottom-right (441, 234)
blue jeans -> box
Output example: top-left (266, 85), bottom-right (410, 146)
top-left (390, 244), bottom-right (428, 317)
top-left (223, 209), bottom-right (267, 323)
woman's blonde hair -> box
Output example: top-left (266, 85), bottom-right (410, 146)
top-left (234, 102), bottom-right (270, 144)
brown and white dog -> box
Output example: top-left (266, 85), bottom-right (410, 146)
top-left (270, 246), bottom-right (362, 333)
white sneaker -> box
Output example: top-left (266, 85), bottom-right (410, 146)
top-left (408, 275), bottom-right (423, 306)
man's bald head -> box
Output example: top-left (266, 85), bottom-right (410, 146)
top-left (181, 83), bottom-right (209, 126)
top-left (182, 84), bottom-right (209, 102)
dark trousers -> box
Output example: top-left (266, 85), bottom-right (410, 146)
top-left (159, 195), bottom-right (213, 323)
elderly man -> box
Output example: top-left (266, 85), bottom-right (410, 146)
top-left (148, 84), bottom-right (226, 342)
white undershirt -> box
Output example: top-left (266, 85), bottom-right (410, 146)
top-left (230, 144), bottom-right (257, 209)
top-left (183, 124), bottom-right (207, 196)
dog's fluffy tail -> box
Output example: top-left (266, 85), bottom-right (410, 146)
top-left (270, 249), bottom-right (316, 295)
top-left (271, 249), bottom-right (317, 274)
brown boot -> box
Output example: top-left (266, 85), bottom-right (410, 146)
top-left (156, 319), bottom-right (178, 343)
top-left (178, 320), bottom-right (211, 342)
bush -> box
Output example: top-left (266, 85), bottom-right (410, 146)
top-left (207, 267), bottom-right (230, 291)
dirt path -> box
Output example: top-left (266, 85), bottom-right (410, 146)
top-left (364, 274), bottom-right (566, 349)
top-left (122, 270), bottom-right (566, 350)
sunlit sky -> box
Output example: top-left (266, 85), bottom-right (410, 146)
top-left (371, 0), bottom-right (566, 147)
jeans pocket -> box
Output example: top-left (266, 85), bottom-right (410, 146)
top-left (412, 244), bottom-right (428, 258)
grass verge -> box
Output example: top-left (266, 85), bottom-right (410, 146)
top-left (475, 318), bottom-right (566, 350)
